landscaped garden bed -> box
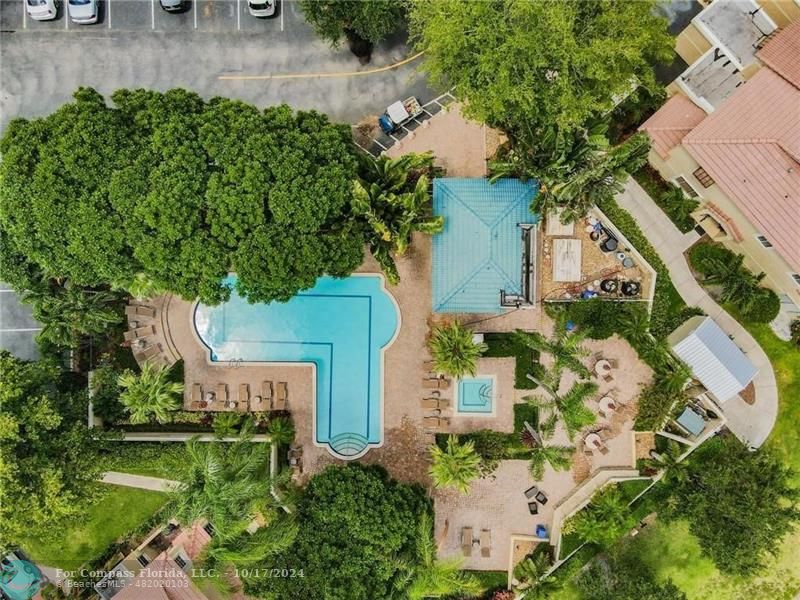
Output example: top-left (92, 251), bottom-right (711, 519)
top-left (483, 332), bottom-right (543, 389)
top-left (633, 165), bottom-right (699, 234)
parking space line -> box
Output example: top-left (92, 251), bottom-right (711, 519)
top-left (280, 0), bottom-right (283, 31)
top-left (193, 0), bottom-right (197, 28)
top-left (236, 0), bottom-right (240, 30)
top-left (65, 7), bottom-right (69, 28)
top-left (21, 0), bottom-right (26, 29)
top-left (107, 0), bottom-right (111, 28)
top-left (151, 0), bottom-right (155, 29)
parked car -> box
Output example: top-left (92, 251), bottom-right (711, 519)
top-left (247, 0), bottom-right (276, 18)
top-left (159, 0), bottom-right (185, 12)
top-left (26, 0), bottom-right (59, 21)
top-left (67, 0), bottom-right (97, 24)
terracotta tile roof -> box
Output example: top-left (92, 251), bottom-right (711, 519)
top-left (114, 556), bottom-right (209, 600)
top-left (757, 19), bottom-right (800, 89)
top-left (683, 68), bottom-right (800, 272)
top-left (170, 521), bottom-right (212, 560)
top-left (639, 95), bottom-right (707, 159)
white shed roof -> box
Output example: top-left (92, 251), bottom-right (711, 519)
top-left (669, 316), bottom-right (758, 402)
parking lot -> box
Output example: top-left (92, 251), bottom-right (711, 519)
top-left (1, 0), bottom-right (287, 32)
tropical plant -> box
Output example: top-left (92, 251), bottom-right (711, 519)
top-left (113, 272), bottom-right (167, 300)
top-left (22, 282), bottom-right (124, 348)
top-left (396, 513), bottom-right (482, 600)
top-left (514, 317), bottom-right (591, 382)
top-left (791, 318), bottom-right (800, 346)
top-left (208, 514), bottom-right (299, 565)
top-left (513, 551), bottom-right (560, 600)
top-left (266, 416), bottom-right (296, 446)
top-left (429, 435), bottom-right (482, 494)
top-left (617, 304), bottom-right (651, 346)
top-left (354, 153), bottom-right (444, 284)
top-left (519, 415), bottom-right (573, 479)
top-left (428, 321), bottom-right (487, 377)
top-left (117, 362), bottom-right (184, 425)
top-left (568, 485), bottom-right (635, 547)
top-left (212, 413), bottom-right (241, 438)
top-left (643, 440), bottom-right (688, 485)
top-left (703, 254), bottom-right (765, 306)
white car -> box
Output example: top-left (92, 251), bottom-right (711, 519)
top-left (68, 0), bottom-right (98, 24)
top-left (247, 0), bottom-right (276, 18)
top-left (26, 0), bottom-right (59, 21)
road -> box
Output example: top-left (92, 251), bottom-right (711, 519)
top-left (0, 0), bottom-right (434, 131)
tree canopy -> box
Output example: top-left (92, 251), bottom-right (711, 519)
top-left (0, 352), bottom-right (107, 550)
top-left (409, 0), bottom-right (673, 132)
top-left (661, 435), bottom-right (799, 575)
top-left (0, 88), bottom-right (364, 305)
top-left (246, 464), bottom-right (429, 600)
top-left (300, 0), bottom-right (407, 50)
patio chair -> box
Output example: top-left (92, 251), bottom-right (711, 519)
top-left (421, 398), bottom-right (441, 410)
top-left (528, 501), bottom-right (538, 515)
top-left (608, 358), bottom-right (619, 369)
top-left (480, 530), bottom-right (491, 558)
top-left (133, 325), bottom-right (155, 338)
top-left (423, 416), bottom-right (449, 430)
top-left (422, 378), bottom-right (443, 389)
top-left (274, 382), bottom-right (288, 410)
top-left (461, 527), bottom-right (473, 557)
top-left (598, 445), bottom-right (610, 455)
top-left (602, 373), bottom-right (614, 383)
top-left (262, 381), bottom-right (274, 407)
top-left (124, 306), bottom-right (138, 318)
top-left (217, 383), bottom-right (228, 404)
top-left (141, 345), bottom-right (160, 360)
top-left (123, 330), bottom-right (138, 342)
top-left (192, 383), bottom-right (203, 404)
top-left (524, 485), bottom-right (539, 500)
top-left (238, 383), bottom-right (250, 407)
top-left (535, 491), bottom-right (548, 505)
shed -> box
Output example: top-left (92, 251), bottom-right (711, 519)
top-left (667, 316), bottom-right (758, 402)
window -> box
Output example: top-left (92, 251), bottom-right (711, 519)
top-left (791, 273), bottom-right (800, 287)
top-left (136, 555), bottom-right (150, 567)
top-left (693, 166), bottom-right (715, 188)
top-left (174, 554), bottom-right (187, 569)
top-left (673, 176), bottom-right (699, 198)
top-left (755, 235), bottom-right (773, 248)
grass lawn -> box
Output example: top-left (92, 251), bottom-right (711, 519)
top-left (20, 484), bottom-right (168, 569)
top-left (99, 442), bottom-right (192, 478)
top-left (463, 570), bottom-right (508, 598)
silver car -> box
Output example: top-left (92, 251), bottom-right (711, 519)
top-left (26, 0), bottom-right (59, 21)
top-left (68, 0), bottom-right (98, 24)
top-left (247, 0), bottom-right (276, 18)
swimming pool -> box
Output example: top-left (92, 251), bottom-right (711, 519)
top-left (456, 376), bottom-right (495, 415)
top-left (0, 556), bottom-right (42, 600)
top-left (194, 275), bottom-right (400, 459)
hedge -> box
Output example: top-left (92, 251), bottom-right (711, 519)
top-left (633, 165), bottom-right (699, 233)
top-left (483, 332), bottom-right (542, 389)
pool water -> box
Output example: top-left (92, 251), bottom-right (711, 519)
top-left (194, 275), bottom-right (399, 458)
top-left (457, 376), bottom-right (495, 414)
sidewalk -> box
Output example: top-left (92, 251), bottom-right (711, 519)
top-left (101, 471), bottom-right (180, 493)
top-left (615, 180), bottom-right (779, 448)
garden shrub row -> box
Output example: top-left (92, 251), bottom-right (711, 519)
top-left (633, 165), bottom-right (699, 233)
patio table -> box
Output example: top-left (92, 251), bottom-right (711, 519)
top-left (594, 359), bottom-right (612, 375)
top-left (599, 396), bottom-right (617, 415)
top-left (584, 432), bottom-right (603, 450)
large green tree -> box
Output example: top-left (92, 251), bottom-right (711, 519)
top-left (662, 436), bottom-right (799, 575)
top-left (409, 0), bottom-right (673, 132)
top-left (0, 352), bottom-right (107, 550)
top-left (246, 464), bottom-right (429, 600)
top-left (0, 88), bottom-right (364, 305)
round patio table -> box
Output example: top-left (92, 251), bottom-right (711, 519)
top-left (594, 359), bottom-right (612, 375)
top-left (599, 396), bottom-right (616, 414)
top-left (584, 432), bottom-right (603, 450)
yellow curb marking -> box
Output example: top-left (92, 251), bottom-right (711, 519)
top-left (218, 51), bottom-right (425, 81)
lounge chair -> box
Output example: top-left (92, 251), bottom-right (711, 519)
top-left (423, 416), bottom-right (449, 430)
top-left (262, 381), bottom-right (274, 407)
top-left (217, 383), bottom-right (228, 404)
top-left (422, 378), bottom-right (451, 390)
top-left (480, 530), bottom-right (491, 558)
top-left (192, 383), bottom-right (203, 404)
top-left (133, 325), bottom-right (155, 338)
top-left (461, 527), bottom-right (473, 557)
top-left (274, 382), bottom-right (288, 410)
top-left (421, 398), bottom-right (450, 410)
top-left (239, 383), bottom-right (250, 403)
top-left (602, 373), bottom-right (614, 383)
top-left (524, 485), bottom-right (539, 500)
top-left (141, 345), bottom-right (160, 360)
top-left (535, 491), bottom-right (548, 505)
top-left (136, 306), bottom-right (156, 318)
top-left (528, 501), bottom-right (539, 515)
top-left (599, 445), bottom-right (610, 455)
top-left (123, 330), bottom-right (138, 342)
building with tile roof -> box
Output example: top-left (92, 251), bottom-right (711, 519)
top-left (640, 7), bottom-right (800, 314)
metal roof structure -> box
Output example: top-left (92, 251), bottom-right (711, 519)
top-left (668, 316), bottom-right (758, 402)
top-left (431, 178), bottom-right (539, 313)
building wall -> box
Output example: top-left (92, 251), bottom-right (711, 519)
top-left (674, 23), bottom-right (712, 65)
top-left (760, 0), bottom-right (800, 26)
top-left (647, 145), bottom-right (800, 309)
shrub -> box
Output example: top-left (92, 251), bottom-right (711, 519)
top-left (483, 332), bottom-right (540, 389)
top-left (791, 319), bottom-right (800, 346)
top-left (633, 166), bottom-right (699, 234)
top-left (687, 241), bottom-right (735, 276)
top-left (742, 287), bottom-right (780, 323)
top-left (563, 298), bottom-right (631, 340)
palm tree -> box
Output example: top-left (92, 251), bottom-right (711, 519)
top-left (525, 380), bottom-right (598, 441)
top-left (528, 444), bottom-right (574, 480)
top-left (513, 551), bottom-right (560, 600)
top-left (266, 416), bottom-right (296, 446)
top-left (399, 513), bottom-right (482, 600)
top-left (428, 321), bottom-right (487, 378)
top-left (644, 441), bottom-right (689, 485)
top-left (117, 361), bottom-right (184, 424)
top-left (618, 305), bottom-right (651, 346)
top-left (656, 360), bottom-right (691, 396)
top-left (354, 152), bottom-right (444, 284)
top-left (208, 514), bottom-right (298, 565)
top-left (569, 485), bottom-right (634, 547)
top-left (112, 272), bottom-right (166, 300)
top-left (514, 317), bottom-right (590, 382)
top-left (428, 435), bottom-right (482, 494)
top-left (212, 413), bottom-right (241, 438)
top-left (704, 255), bottom-right (765, 306)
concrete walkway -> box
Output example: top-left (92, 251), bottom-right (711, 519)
top-left (615, 180), bottom-right (779, 448)
top-left (101, 471), bottom-right (180, 493)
